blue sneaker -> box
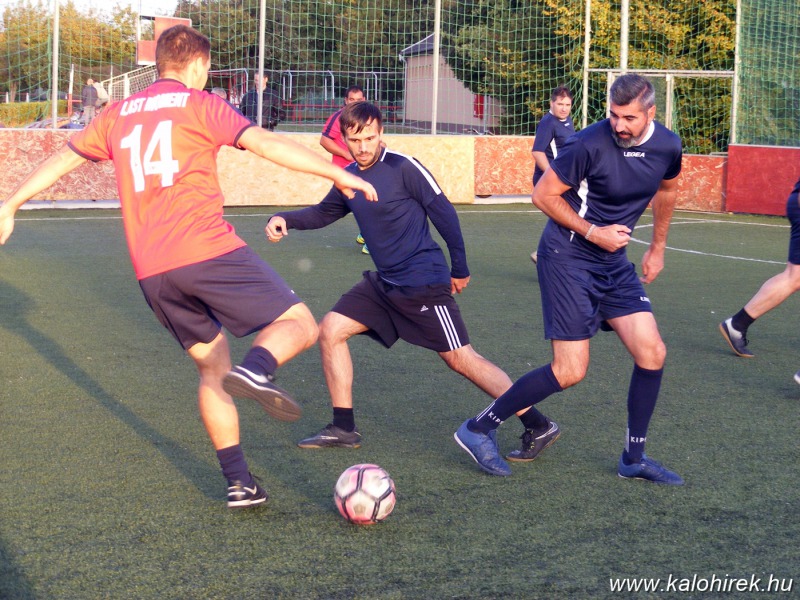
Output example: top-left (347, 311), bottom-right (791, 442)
top-left (618, 453), bottom-right (684, 486)
top-left (454, 420), bottom-right (511, 476)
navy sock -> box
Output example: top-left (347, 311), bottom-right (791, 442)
top-left (731, 308), bottom-right (755, 333)
top-left (470, 365), bottom-right (562, 434)
top-left (519, 406), bottom-right (550, 433)
top-left (216, 444), bottom-right (252, 485)
top-left (332, 407), bottom-right (355, 432)
top-left (240, 346), bottom-right (278, 378)
top-left (624, 364), bottom-right (663, 464)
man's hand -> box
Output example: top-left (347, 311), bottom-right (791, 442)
top-left (640, 246), bottom-right (665, 284)
top-left (265, 216), bottom-right (288, 243)
top-left (587, 224), bottom-right (631, 253)
top-left (334, 171), bottom-right (378, 202)
top-left (451, 276), bottom-right (470, 295)
top-left (0, 205), bottom-right (15, 245)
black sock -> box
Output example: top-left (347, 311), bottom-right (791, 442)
top-left (731, 308), bottom-right (755, 333)
top-left (240, 346), bottom-right (278, 378)
top-left (216, 444), bottom-right (251, 485)
top-left (519, 407), bottom-right (550, 433)
top-left (332, 407), bottom-right (355, 432)
top-left (471, 365), bottom-right (562, 434)
top-left (624, 365), bottom-right (663, 464)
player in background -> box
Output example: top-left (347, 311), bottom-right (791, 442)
top-left (0, 25), bottom-right (377, 509)
top-left (455, 74), bottom-right (685, 483)
top-left (719, 175), bottom-right (800, 385)
top-left (320, 85), bottom-right (371, 254)
top-left (267, 102), bottom-right (559, 461)
top-left (530, 86), bottom-right (575, 264)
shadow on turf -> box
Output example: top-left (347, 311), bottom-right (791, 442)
top-left (0, 535), bottom-right (36, 599)
top-left (0, 281), bottom-right (219, 501)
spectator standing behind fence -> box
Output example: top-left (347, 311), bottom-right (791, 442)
top-left (240, 73), bottom-right (282, 131)
top-left (719, 175), bottom-right (800, 386)
top-left (530, 85), bottom-right (575, 264)
top-left (454, 74), bottom-right (685, 485)
top-left (81, 78), bottom-right (98, 126)
top-left (320, 85), bottom-right (371, 254)
top-left (0, 24), bottom-right (378, 509)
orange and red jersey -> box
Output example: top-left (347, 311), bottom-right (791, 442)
top-left (68, 78), bottom-right (255, 280)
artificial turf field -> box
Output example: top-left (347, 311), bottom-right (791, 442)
top-left (1, 205), bottom-right (798, 599)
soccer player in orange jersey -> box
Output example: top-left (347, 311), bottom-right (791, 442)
top-left (0, 25), bottom-right (377, 508)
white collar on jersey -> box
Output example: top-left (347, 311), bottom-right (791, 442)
top-left (635, 121), bottom-right (656, 146)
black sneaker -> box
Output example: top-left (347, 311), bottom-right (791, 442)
top-left (719, 318), bottom-right (754, 358)
top-left (222, 366), bottom-right (302, 422)
top-left (506, 420), bottom-right (560, 462)
top-left (227, 475), bottom-right (269, 509)
top-left (297, 424), bottom-right (361, 449)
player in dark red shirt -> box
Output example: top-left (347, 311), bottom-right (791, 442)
top-left (0, 25), bottom-right (377, 508)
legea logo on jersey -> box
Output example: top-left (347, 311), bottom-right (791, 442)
top-left (623, 151), bottom-right (646, 158)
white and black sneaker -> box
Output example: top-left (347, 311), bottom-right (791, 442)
top-left (227, 475), bottom-right (268, 509)
top-left (297, 424), bottom-right (362, 449)
top-left (222, 366), bottom-right (302, 422)
top-left (719, 318), bottom-right (754, 358)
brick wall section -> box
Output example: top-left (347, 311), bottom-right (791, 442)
top-left (5, 129), bottom-right (789, 216)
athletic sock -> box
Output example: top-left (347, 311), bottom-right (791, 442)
top-left (731, 308), bottom-right (755, 333)
top-left (624, 364), bottom-right (663, 464)
top-left (519, 406), bottom-right (550, 433)
top-left (216, 444), bottom-right (252, 486)
top-left (469, 365), bottom-right (562, 434)
top-left (332, 407), bottom-right (356, 432)
top-left (240, 346), bottom-right (278, 378)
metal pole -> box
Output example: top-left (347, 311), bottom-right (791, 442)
top-left (51, 0), bottom-right (60, 129)
top-left (582, 0), bottom-right (591, 129)
top-left (730, 0), bottom-right (742, 145)
top-left (256, 0), bottom-right (267, 127)
top-left (620, 0), bottom-right (629, 72)
top-left (431, 0), bottom-right (442, 135)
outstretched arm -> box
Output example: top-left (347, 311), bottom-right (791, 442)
top-left (238, 127), bottom-right (377, 202)
top-left (0, 146), bottom-right (87, 244)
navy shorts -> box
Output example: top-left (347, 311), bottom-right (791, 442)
top-left (331, 271), bottom-right (470, 352)
top-left (139, 246), bottom-right (302, 350)
top-left (786, 192), bottom-right (800, 265)
top-left (537, 255), bottom-right (653, 341)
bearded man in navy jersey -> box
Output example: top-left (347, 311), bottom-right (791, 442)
top-left (455, 73), bottom-right (685, 483)
top-left (266, 102), bottom-right (558, 457)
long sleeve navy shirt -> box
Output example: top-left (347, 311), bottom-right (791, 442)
top-left (275, 147), bottom-right (469, 288)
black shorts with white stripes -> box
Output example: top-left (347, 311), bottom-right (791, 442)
top-left (330, 271), bottom-right (470, 352)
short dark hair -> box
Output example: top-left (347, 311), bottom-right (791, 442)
top-left (156, 25), bottom-right (211, 76)
top-left (345, 85), bottom-right (365, 98)
top-left (610, 73), bottom-right (655, 110)
top-left (550, 85), bottom-right (573, 102)
top-left (340, 102), bottom-right (382, 136)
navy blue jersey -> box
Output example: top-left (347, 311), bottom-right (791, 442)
top-left (541, 119), bottom-right (682, 264)
top-left (275, 147), bottom-right (468, 287)
top-left (532, 112), bottom-right (575, 183)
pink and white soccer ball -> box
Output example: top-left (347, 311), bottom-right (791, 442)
top-left (333, 464), bottom-right (396, 524)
